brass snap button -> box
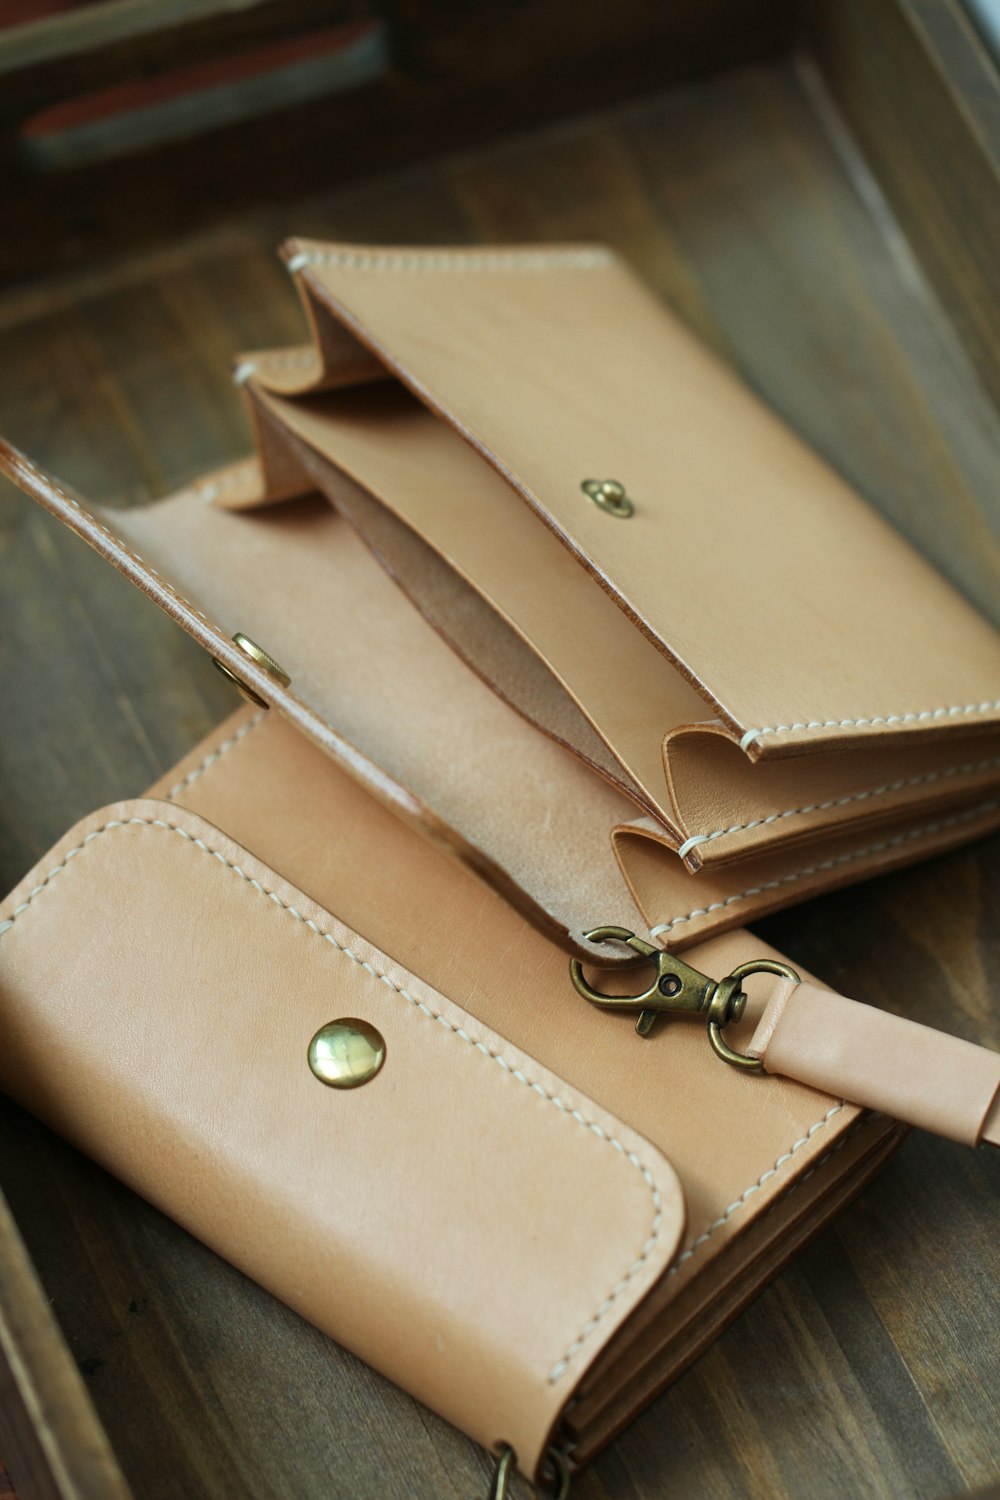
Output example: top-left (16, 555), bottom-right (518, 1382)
top-left (581, 478), bottom-right (634, 518)
top-left (307, 1019), bottom-right (386, 1089)
top-left (212, 632), bottom-right (290, 708)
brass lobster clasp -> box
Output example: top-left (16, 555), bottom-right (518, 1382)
top-left (569, 926), bottom-right (726, 1037)
top-left (569, 927), bottom-right (794, 1070)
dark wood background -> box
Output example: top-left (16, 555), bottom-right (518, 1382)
top-left (1, 45), bottom-right (1000, 1500)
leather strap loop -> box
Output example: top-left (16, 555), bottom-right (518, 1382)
top-left (749, 980), bottom-right (1000, 1147)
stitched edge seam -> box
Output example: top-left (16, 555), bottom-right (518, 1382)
top-left (16, 455), bottom-right (307, 716)
top-left (16, 454), bottom-right (210, 624)
top-left (678, 752), bottom-right (1000, 856)
top-left (651, 798), bottom-right (999, 937)
top-left (665, 1104), bottom-right (844, 1277)
top-left (0, 815), bottom-right (663, 1387)
top-left (164, 712), bottom-right (266, 800)
top-left (665, 1112), bottom-right (874, 1297)
top-left (195, 460), bottom-right (258, 504)
top-left (740, 701), bottom-right (1000, 751)
top-left (287, 248), bottom-right (613, 273)
top-left (233, 351), bottom-right (317, 387)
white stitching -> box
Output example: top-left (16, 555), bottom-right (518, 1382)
top-left (287, 247), bottom-right (613, 273)
top-left (259, 350), bottom-right (317, 369)
top-left (651, 798), bottom-right (999, 937)
top-left (664, 1104), bottom-right (845, 1277)
top-left (0, 814), bottom-right (663, 1386)
top-left (740, 701), bottom-right (1000, 752)
top-left (164, 712), bottom-right (266, 800)
top-left (234, 350), bottom-right (317, 387)
top-left (280, 252), bottom-right (1000, 752)
top-left (678, 752), bottom-right (1000, 857)
top-left (195, 461), bottom-right (256, 504)
top-left (15, 454), bottom-right (209, 624)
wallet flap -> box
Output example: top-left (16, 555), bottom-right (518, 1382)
top-left (0, 438), bottom-right (645, 963)
top-left (147, 706), bottom-right (894, 1369)
top-left (0, 798), bottom-right (685, 1478)
top-left (270, 239), bottom-right (1000, 759)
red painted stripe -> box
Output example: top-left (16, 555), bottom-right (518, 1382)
top-left (22, 20), bottom-right (377, 136)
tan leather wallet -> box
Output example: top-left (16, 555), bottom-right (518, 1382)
top-left (2, 241), bottom-right (999, 1491)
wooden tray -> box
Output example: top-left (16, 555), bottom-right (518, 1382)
top-left (1, 4), bottom-right (999, 1496)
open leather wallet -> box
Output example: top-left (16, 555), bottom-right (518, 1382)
top-left (1, 242), bottom-right (999, 1493)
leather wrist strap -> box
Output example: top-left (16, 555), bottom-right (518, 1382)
top-left (570, 929), bottom-right (999, 1149)
top-left (748, 980), bottom-right (1000, 1148)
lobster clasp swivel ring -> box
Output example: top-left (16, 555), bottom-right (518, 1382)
top-left (569, 927), bottom-right (796, 1070)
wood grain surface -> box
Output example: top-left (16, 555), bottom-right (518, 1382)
top-left (0, 1188), bottom-right (131, 1500)
top-left (0, 0), bottom-right (796, 284)
top-left (807, 0), bottom-right (1000, 412)
top-left (0, 58), bottom-right (999, 1500)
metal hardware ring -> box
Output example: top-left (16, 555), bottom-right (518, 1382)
top-left (488, 1444), bottom-right (571, 1499)
top-left (709, 958), bottom-right (801, 1071)
top-left (568, 926), bottom-right (661, 1006)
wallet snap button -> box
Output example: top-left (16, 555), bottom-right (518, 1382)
top-left (308, 1019), bottom-right (386, 1088)
top-left (211, 631), bottom-right (290, 708)
top-left (581, 477), bottom-right (634, 518)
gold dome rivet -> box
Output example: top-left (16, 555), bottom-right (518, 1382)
top-left (307, 1019), bottom-right (386, 1089)
top-left (581, 478), bottom-right (634, 518)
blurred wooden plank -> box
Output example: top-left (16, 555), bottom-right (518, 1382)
top-left (0, 1), bottom-right (371, 106)
top-left (0, 1188), bottom-right (132, 1500)
top-left (806, 0), bottom-right (1000, 410)
top-left (0, 56), bottom-right (998, 1500)
top-left (0, 0), bottom-right (795, 283)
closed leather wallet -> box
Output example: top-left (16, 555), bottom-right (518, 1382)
top-left (1, 240), bottom-right (998, 1485)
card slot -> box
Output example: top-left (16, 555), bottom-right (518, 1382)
top-left (261, 399), bottom-right (648, 807)
top-left (244, 378), bottom-right (709, 828)
top-left (8, 435), bottom-right (1000, 965)
top-left (664, 723), bottom-right (1000, 869)
top-left (615, 792), bottom-right (1000, 949)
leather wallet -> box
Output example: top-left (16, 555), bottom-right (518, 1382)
top-left (2, 241), bottom-right (999, 1489)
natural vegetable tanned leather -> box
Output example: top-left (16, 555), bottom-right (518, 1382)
top-left (269, 241), bottom-right (1000, 758)
top-left (238, 376), bottom-right (1000, 874)
top-left (749, 979), bottom-right (1000, 1146)
top-left (1, 238), bottom-right (998, 1480)
top-left (0, 707), bottom-right (901, 1477)
top-left (3, 438), bottom-right (1000, 961)
top-left (0, 799), bottom-right (684, 1475)
top-left (2, 240), bottom-right (1000, 959)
